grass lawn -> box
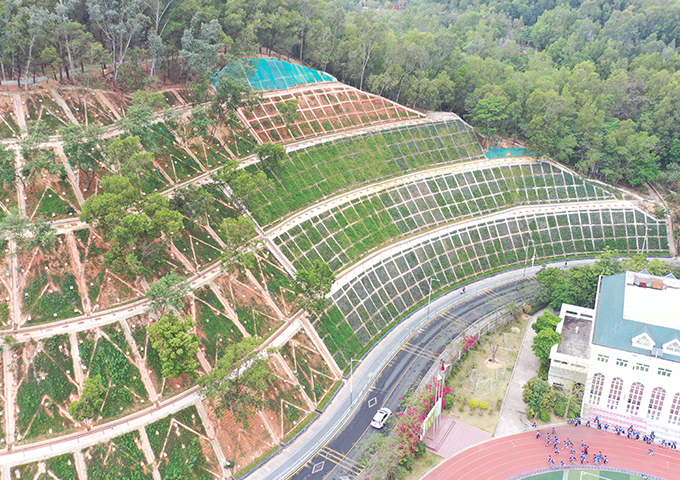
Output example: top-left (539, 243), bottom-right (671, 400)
top-left (404, 451), bottom-right (445, 480)
top-left (444, 314), bottom-right (530, 434)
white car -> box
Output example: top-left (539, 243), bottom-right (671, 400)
top-left (370, 407), bottom-right (392, 429)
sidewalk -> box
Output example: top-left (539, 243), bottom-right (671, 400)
top-left (494, 309), bottom-right (542, 437)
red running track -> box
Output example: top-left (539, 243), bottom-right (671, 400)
top-left (423, 425), bottom-right (680, 480)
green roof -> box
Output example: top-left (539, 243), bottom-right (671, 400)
top-left (592, 273), bottom-right (680, 362)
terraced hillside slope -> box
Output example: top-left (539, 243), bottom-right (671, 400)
top-left (0, 59), bottom-right (672, 479)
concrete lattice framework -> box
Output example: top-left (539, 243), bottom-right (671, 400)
top-left (270, 159), bottom-right (616, 271)
top-left (329, 202), bottom-right (667, 346)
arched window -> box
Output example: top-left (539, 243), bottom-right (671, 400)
top-left (647, 387), bottom-right (666, 420)
top-left (607, 377), bottom-right (624, 410)
top-left (669, 393), bottom-right (680, 425)
top-left (627, 382), bottom-right (645, 415)
top-left (589, 373), bottom-right (605, 405)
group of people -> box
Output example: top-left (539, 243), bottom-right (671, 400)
top-left (570, 416), bottom-right (678, 450)
top-left (538, 429), bottom-right (609, 468)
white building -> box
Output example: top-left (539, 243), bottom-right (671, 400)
top-left (548, 271), bottom-right (680, 439)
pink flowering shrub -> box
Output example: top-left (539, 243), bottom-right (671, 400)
top-left (461, 335), bottom-right (478, 352)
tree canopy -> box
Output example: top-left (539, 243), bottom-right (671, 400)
top-left (295, 260), bottom-right (335, 317)
top-left (148, 313), bottom-right (201, 379)
top-left (198, 336), bottom-right (274, 427)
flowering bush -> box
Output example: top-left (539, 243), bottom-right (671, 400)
top-left (461, 335), bottom-right (478, 352)
top-left (367, 377), bottom-right (453, 478)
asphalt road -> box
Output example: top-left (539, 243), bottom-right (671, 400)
top-left (288, 277), bottom-right (534, 480)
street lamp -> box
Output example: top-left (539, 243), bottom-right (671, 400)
top-left (641, 226), bottom-right (651, 253)
top-left (426, 277), bottom-right (441, 324)
top-left (523, 237), bottom-right (535, 277)
top-left (349, 358), bottom-right (360, 406)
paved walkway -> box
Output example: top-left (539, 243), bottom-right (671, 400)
top-left (423, 424), bottom-right (678, 480)
top-left (495, 309), bottom-right (542, 438)
top-left (425, 416), bottom-right (491, 459)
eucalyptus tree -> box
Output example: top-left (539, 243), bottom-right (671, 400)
top-left (87, 0), bottom-right (148, 85)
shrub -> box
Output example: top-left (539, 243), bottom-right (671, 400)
top-left (479, 401), bottom-right (489, 410)
top-left (539, 411), bottom-right (551, 422)
top-left (569, 402), bottom-right (582, 418)
top-left (444, 394), bottom-right (454, 408)
top-left (415, 441), bottom-right (427, 459)
top-left (469, 398), bottom-right (479, 409)
top-left (522, 377), bottom-right (555, 412)
top-left (458, 404), bottom-right (465, 412)
top-left (527, 408), bottom-right (536, 419)
top-left (554, 402), bottom-right (567, 417)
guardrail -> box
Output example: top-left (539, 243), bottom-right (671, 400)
top-left (360, 306), bottom-right (518, 479)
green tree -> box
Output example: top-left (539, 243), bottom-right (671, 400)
top-left (145, 271), bottom-right (192, 315)
top-left (198, 337), bottom-right (274, 427)
top-left (669, 139), bottom-right (680, 164)
top-left (60, 123), bottom-right (105, 190)
top-left (86, 0), bottom-right (146, 84)
top-left (220, 216), bottom-right (257, 274)
top-left (522, 376), bottom-right (556, 414)
top-left (254, 142), bottom-right (287, 174)
top-left (69, 375), bottom-right (105, 421)
top-left (116, 93), bottom-right (168, 148)
top-left (81, 177), bottom-right (182, 277)
top-left (21, 120), bottom-right (64, 186)
top-left (148, 313), bottom-right (200, 378)
top-left (472, 94), bottom-right (509, 149)
top-left (0, 209), bottom-right (30, 245)
top-left (169, 184), bottom-right (214, 224)
top-left (532, 311), bottom-right (561, 334)
top-left (180, 14), bottom-right (225, 78)
top-left (212, 160), bottom-right (274, 212)
top-left (278, 99), bottom-right (299, 128)
top-left (0, 144), bottom-right (16, 189)
top-left (295, 260), bottom-right (336, 317)
top-left (29, 219), bottom-right (57, 252)
top-left (532, 328), bottom-right (562, 364)
top-left (352, 10), bottom-right (386, 91)
top-left (209, 71), bottom-right (259, 140)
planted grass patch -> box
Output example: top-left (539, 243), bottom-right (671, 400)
top-left (33, 187), bottom-right (77, 220)
top-left (85, 431), bottom-right (153, 480)
top-left (328, 206), bottom-right (669, 363)
top-left (313, 307), bottom-right (363, 370)
top-left (273, 161), bottom-right (615, 273)
top-left (194, 287), bottom-right (244, 366)
top-left (279, 330), bottom-right (335, 403)
top-left (252, 252), bottom-right (297, 310)
top-left (234, 305), bottom-right (282, 340)
top-left (247, 119), bottom-right (483, 226)
top-left (24, 268), bottom-right (83, 325)
top-left (78, 331), bottom-right (149, 420)
top-left (16, 335), bottom-right (77, 442)
top-left (183, 219), bottom-right (223, 266)
top-left (145, 406), bottom-right (218, 480)
top-left (45, 453), bottom-right (79, 480)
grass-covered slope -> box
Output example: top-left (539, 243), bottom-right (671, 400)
top-left (273, 161), bottom-right (615, 272)
top-left (247, 118), bottom-right (482, 226)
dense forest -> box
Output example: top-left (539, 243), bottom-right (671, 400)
top-left (2, 0), bottom-right (680, 192)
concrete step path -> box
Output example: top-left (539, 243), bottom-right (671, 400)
top-left (494, 310), bottom-right (541, 438)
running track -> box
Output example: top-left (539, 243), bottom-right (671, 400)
top-left (423, 425), bottom-right (680, 479)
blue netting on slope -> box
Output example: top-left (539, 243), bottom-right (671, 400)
top-left (484, 147), bottom-right (536, 159)
top-left (214, 58), bottom-right (335, 91)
